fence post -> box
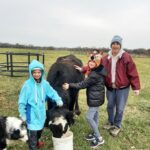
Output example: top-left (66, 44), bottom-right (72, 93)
top-left (37, 54), bottom-right (39, 61)
top-left (10, 52), bottom-right (13, 77)
top-left (28, 52), bottom-right (30, 65)
top-left (6, 52), bottom-right (9, 71)
top-left (42, 53), bottom-right (44, 64)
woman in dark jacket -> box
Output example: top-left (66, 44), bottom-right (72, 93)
top-left (63, 59), bottom-right (107, 149)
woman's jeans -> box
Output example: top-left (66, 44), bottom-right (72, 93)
top-left (106, 87), bottom-right (130, 128)
top-left (86, 107), bottom-right (101, 138)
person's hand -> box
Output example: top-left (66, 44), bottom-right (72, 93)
top-left (57, 100), bottom-right (63, 107)
top-left (74, 65), bottom-right (82, 72)
top-left (62, 83), bottom-right (69, 90)
top-left (133, 90), bottom-right (140, 96)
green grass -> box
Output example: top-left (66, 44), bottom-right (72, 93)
top-left (0, 48), bottom-right (150, 150)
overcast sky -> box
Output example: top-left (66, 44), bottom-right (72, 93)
top-left (0, 0), bottom-right (150, 49)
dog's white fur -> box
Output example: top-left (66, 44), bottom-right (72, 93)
top-left (6, 117), bottom-right (28, 142)
top-left (0, 116), bottom-right (28, 150)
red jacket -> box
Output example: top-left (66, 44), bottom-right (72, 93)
top-left (102, 52), bottom-right (140, 90)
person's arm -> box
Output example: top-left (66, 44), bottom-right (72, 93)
top-left (127, 55), bottom-right (140, 94)
top-left (46, 82), bottom-right (63, 106)
top-left (63, 74), bottom-right (98, 90)
top-left (74, 65), bottom-right (89, 74)
top-left (18, 84), bottom-right (28, 121)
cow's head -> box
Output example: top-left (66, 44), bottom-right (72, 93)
top-left (46, 107), bottom-right (75, 138)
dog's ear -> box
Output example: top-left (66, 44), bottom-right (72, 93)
top-left (66, 111), bottom-right (75, 125)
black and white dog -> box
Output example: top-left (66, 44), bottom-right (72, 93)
top-left (46, 107), bottom-right (75, 138)
top-left (0, 116), bottom-right (28, 150)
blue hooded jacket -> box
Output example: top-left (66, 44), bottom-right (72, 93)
top-left (18, 60), bottom-right (62, 130)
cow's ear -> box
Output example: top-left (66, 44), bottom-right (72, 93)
top-left (66, 111), bottom-right (74, 125)
top-left (63, 123), bottom-right (69, 134)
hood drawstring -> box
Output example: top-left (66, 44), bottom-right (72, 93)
top-left (34, 83), bottom-right (44, 104)
top-left (41, 85), bottom-right (44, 103)
top-left (34, 84), bottom-right (38, 104)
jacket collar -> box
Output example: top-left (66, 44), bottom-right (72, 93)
top-left (107, 49), bottom-right (125, 60)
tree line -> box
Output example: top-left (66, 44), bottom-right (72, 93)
top-left (0, 42), bottom-right (150, 56)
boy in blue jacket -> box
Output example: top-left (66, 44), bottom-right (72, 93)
top-left (18, 60), bottom-right (63, 150)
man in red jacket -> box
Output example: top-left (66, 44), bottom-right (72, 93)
top-left (74, 37), bottom-right (140, 136)
top-left (103, 35), bottom-right (140, 136)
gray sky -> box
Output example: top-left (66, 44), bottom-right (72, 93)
top-left (0, 0), bottom-right (150, 49)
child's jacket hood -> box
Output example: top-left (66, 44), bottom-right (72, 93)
top-left (29, 60), bottom-right (45, 83)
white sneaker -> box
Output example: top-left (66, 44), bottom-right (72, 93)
top-left (110, 126), bottom-right (121, 136)
top-left (103, 122), bottom-right (114, 130)
top-left (90, 136), bottom-right (104, 149)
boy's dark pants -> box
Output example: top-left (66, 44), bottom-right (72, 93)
top-left (28, 129), bottom-right (42, 150)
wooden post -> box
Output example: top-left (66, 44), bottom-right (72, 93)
top-left (42, 53), bottom-right (44, 64)
top-left (37, 54), bottom-right (39, 61)
top-left (10, 52), bottom-right (13, 77)
top-left (28, 52), bottom-right (30, 65)
top-left (6, 52), bottom-right (9, 71)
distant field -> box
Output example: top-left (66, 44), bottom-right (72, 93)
top-left (0, 48), bottom-right (150, 150)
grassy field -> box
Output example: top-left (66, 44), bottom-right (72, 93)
top-left (0, 48), bottom-right (150, 150)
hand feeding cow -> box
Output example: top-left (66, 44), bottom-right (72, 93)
top-left (46, 55), bottom-right (84, 138)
